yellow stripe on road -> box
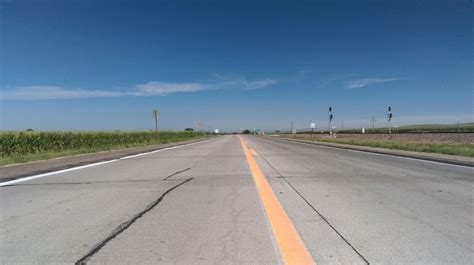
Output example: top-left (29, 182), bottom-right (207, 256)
top-left (239, 136), bottom-right (316, 265)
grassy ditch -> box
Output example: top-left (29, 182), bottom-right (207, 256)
top-left (0, 131), bottom-right (207, 166)
top-left (286, 137), bottom-right (474, 157)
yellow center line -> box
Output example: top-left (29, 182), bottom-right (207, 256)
top-left (239, 136), bottom-right (316, 265)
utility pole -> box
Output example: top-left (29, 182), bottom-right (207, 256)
top-left (152, 109), bottom-right (160, 139)
top-left (291, 121), bottom-right (294, 133)
top-left (371, 116), bottom-right (377, 133)
top-left (341, 120), bottom-right (344, 131)
top-left (457, 120), bottom-right (460, 133)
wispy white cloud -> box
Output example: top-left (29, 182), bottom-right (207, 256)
top-left (345, 77), bottom-right (404, 89)
top-left (0, 86), bottom-right (136, 100)
top-left (1, 76), bottom-right (279, 100)
top-left (243, 78), bottom-right (279, 90)
top-left (134, 82), bottom-right (207, 96)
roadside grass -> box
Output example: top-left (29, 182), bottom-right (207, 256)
top-left (0, 131), bottom-right (207, 166)
top-left (290, 137), bottom-right (474, 157)
top-left (297, 122), bottom-right (474, 134)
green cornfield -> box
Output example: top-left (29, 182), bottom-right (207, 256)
top-left (0, 131), bottom-right (205, 158)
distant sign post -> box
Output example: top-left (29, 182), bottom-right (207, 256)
top-left (152, 109), bottom-right (160, 139)
top-left (195, 122), bottom-right (205, 135)
top-left (310, 122), bottom-right (316, 139)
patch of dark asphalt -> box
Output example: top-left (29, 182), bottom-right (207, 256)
top-left (75, 177), bottom-right (193, 265)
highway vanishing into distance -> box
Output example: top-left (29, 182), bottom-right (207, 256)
top-left (1, 135), bottom-right (472, 264)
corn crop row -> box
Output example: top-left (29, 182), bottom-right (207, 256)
top-left (0, 131), bottom-right (205, 157)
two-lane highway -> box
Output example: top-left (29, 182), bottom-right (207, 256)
top-left (1, 135), bottom-right (472, 264)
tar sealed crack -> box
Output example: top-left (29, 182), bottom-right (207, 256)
top-left (75, 177), bottom-right (193, 265)
top-left (162, 167), bottom-right (191, 180)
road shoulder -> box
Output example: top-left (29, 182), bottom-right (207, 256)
top-left (274, 137), bottom-right (473, 167)
top-left (0, 137), bottom-right (214, 183)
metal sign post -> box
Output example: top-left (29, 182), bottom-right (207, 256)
top-left (371, 116), bottom-right (377, 133)
top-left (152, 109), bottom-right (160, 139)
top-left (310, 122), bottom-right (316, 139)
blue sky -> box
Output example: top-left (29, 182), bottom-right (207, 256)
top-left (1, 0), bottom-right (472, 131)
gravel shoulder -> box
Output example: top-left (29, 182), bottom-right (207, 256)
top-left (277, 137), bottom-right (473, 167)
top-left (0, 136), bottom-right (215, 182)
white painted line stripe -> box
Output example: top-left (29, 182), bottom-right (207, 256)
top-left (0, 138), bottom-right (214, 187)
top-left (0, 160), bottom-right (118, 187)
top-left (288, 139), bottom-right (473, 169)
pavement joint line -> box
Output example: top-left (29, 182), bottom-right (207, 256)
top-left (0, 138), bottom-right (214, 187)
top-left (253, 145), bottom-right (370, 264)
top-left (162, 167), bottom-right (191, 181)
top-left (1, 177), bottom-right (191, 187)
top-left (239, 136), bottom-right (316, 265)
top-left (75, 177), bottom-right (193, 265)
top-left (279, 138), bottom-right (473, 168)
top-left (1, 180), bottom-right (158, 187)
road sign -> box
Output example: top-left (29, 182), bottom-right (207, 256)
top-left (310, 122), bottom-right (316, 129)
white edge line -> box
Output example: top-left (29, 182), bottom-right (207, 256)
top-left (284, 139), bottom-right (473, 169)
top-left (0, 138), bottom-right (214, 187)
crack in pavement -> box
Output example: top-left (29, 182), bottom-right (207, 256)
top-left (256, 150), bottom-right (370, 265)
top-left (162, 167), bottom-right (191, 180)
top-left (2, 179), bottom-right (164, 187)
top-left (75, 177), bottom-right (193, 265)
top-left (1, 168), bottom-right (194, 187)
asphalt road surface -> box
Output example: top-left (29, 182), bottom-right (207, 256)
top-left (1, 135), bottom-right (472, 264)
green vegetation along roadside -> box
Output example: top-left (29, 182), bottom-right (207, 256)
top-left (284, 136), bottom-right (474, 158)
top-left (0, 131), bottom-right (207, 166)
top-left (296, 123), bottom-right (474, 134)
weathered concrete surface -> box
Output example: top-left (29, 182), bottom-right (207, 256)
top-left (1, 135), bottom-right (472, 264)
top-left (0, 136), bottom-right (213, 182)
top-left (245, 136), bottom-right (473, 264)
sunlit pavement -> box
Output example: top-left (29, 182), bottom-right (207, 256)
top-left (1, 135), bottom-right (472, 264)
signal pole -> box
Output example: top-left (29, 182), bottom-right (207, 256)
top-left (387, 106), bottom-right (393, 134)
top-left (328, 106), bottom-right (333, 134)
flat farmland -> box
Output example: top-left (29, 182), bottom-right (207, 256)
top-left (281, 133), bottom-right (474, 157)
